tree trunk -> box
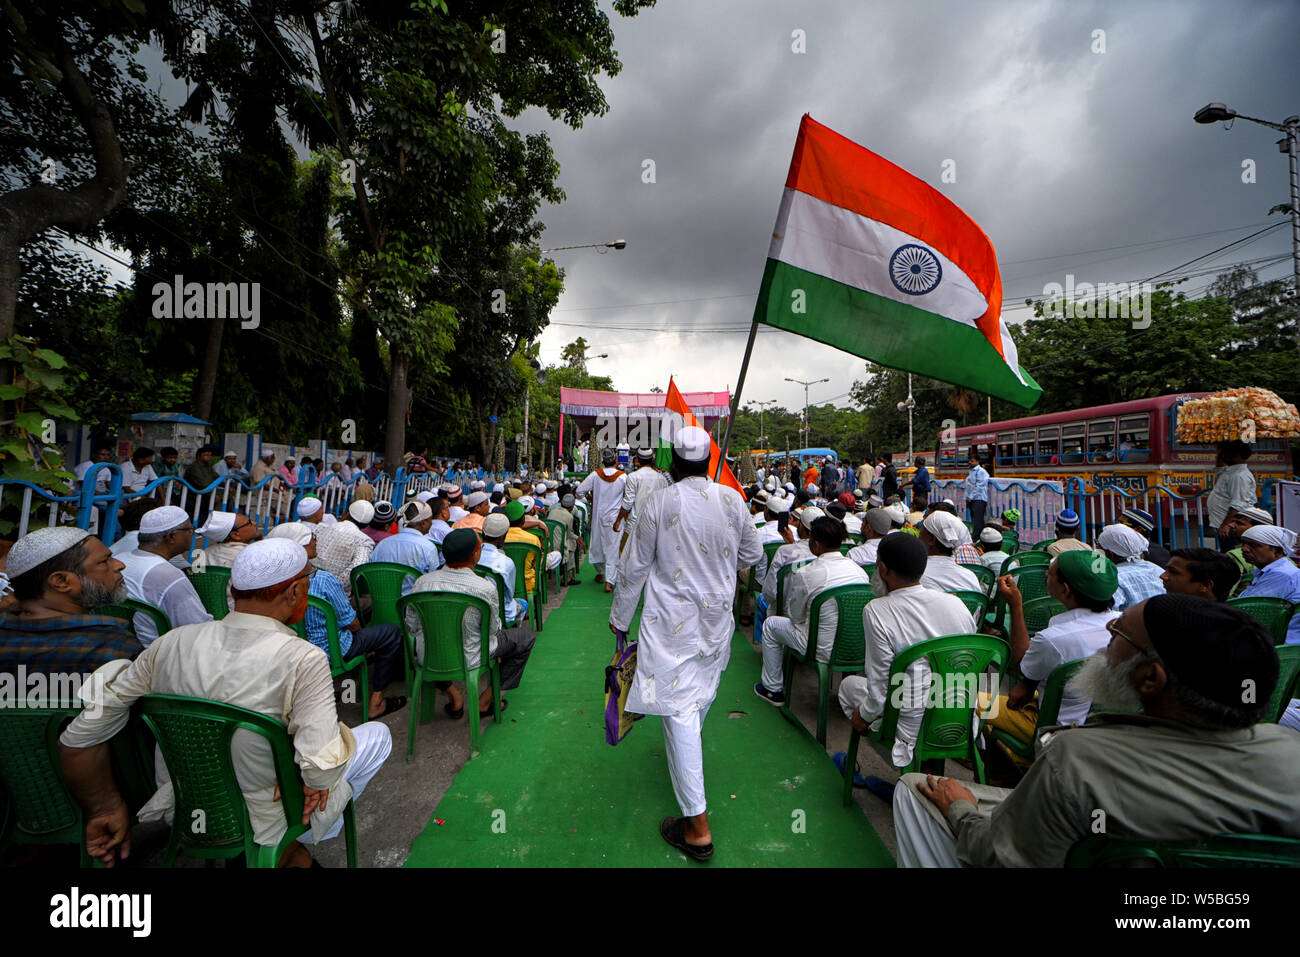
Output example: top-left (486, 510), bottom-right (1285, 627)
top-left (384, 346), bottom-right (409, 476)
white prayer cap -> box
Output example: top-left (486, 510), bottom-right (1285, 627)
top-left (1242, 525), bottom-right (1298, 555)
top-left (673, 425), bottom-right (711, 463)
top-left (465, 491), bottom-right (489, 508)
top-left (798, 506), bottom-right (825, 530)
top-left (483, 514), bottom-right (510, 538)
top-left (267, 521), bottom-right (314, 547)
top-left (296, 497), bottom-right (323, 518)
top-left (1237, 506), bottom-right (1274, 526)
top-left (199, 511), bottom-right (236, 543)
top-left (519, 496), bottom-right (536, 511)
top-left (403, 501), bottom-right (433, 524)
top-left (348, 500), bottom-right (375, 524)
top-left (231, 538), bottom-right (307, 590)
top-left (1097, 524), bottom-right (1147, 561)
top-left (414, 491), bottom-right (436, 504)
top-left (493, 483), bottom-right (505, 494)
top-left (5, 527), bottom-right (92, 580)
top-left (979, 526), bottom-right (1004, 545)
top-left (767, 496), bottom-right (791, 515)
top-left (140, 505), bottom-right (191, 535)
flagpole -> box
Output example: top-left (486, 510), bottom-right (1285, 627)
top-left (714, 318), bottom-right (759, 482)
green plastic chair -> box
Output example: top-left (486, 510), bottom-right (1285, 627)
top-left (473, 565), bottom-right (509, 626)
top-left (774, 558), bottom-right (815, 617)
top-left (949, 589), bottom-right (988, 624)
top-left (842, 633), bottom-right (1008, 806)
top-left (351, 562), bottom-right (422, 627)
top-left (0, 705), bottom-right (101, 867)
top-left (291, 594), bottom-right (371, 715)
top-left (961, 562), bottom-right (997, 596)
top-left (1021, 595), bottom-right (1068, 635)
top-left (987, 656), bottom-right (1088, 766)
top-left (1267, 645), bottom-right (1300, 723)
top-left (186, 566), bottom-right (232, 620)
top-left (779, 583), bottom-right (874, 745)
top-left (398, 590), bottom-right (503, 760)
top-left (502, 540), bottom-right (544, 631)
top-left (137, 694), bottom-right (357, 868)
top-left (998, 550), bottom-right (1051, 576)
top-left (1066, 832), bottom-right (1300, 868)
top-left (100, 597), bottom-right (173, 640)
top-left (544, 520), bottom-right (568, 583)
top-left (1033, 538), bottom-right (1058, 552)
top-left (1227, 596), bottom-right (1296, 646)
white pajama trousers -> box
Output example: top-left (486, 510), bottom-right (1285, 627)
top-left (892, 774), bottom-right (960, 868)
top-left (660, 703), bottom-right (715, 818)
top-left (760, 616), bottom-right (807, 692)
top-left (304, 722), bottom-right (393, 844)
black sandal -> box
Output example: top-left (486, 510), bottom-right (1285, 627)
top-left (659, 817), bottom-right (714, 862)
top-left (369, 696), bottom-right (407, 719)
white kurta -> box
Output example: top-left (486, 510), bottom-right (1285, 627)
top-left (576, 467), bottom-right (626, 577)
top-left (611, 475), bottom-right (763, 717)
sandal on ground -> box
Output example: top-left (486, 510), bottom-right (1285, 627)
top-left (480, 698), bottom-right (508, 718)
top-left (659, 817), bottom-right (714, 862)
top-left (369, 696), bottom-right (407, 720)
top-left (444, 700), bottom-right (465, 720)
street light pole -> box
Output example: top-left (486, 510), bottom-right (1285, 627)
top-left (785, 377), bottom-right (829, 449)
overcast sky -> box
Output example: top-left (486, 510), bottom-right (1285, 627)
top-left (520, 0), bottom-right (1300, 414)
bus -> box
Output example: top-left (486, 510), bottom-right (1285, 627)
top-left (934, 393), bottom-right (1294, 494)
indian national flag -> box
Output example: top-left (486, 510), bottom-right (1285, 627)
top-left (756, 115), bottom-right (1041, 408)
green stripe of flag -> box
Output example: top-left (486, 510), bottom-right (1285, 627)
top-left (754, 259), bottom-right (1042, 408)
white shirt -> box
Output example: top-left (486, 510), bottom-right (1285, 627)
top-left (921, 555), bottom-right (982, 593)
top-left (781, 552), bottom-right (871, 659)
top-left (846, 585), bottom-right (980, 767)
top-left (120, 461), bottom-right (158, 493)
top-left (116, 548), bottom-right (213, 645)
top-left (611, 476), bottom-right (762, 716)
top-left (762, 539), bottom-right (814, 605)
top-left (1019, 606), bottom-right (1119, 725)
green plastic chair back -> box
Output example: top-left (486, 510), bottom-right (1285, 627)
top-left (779, 583), bottom-right (874, 746)
top-left (775, 558), bottom-right (814, 617)
top-left (501, 540), bottom-right (544, 630)
top-left (961, 562), bottom-right (997, 596)
top-left (999, 550), bottom-right (1050, 576)
top-left (949, 589), bottom-right (988, 624)
top-left (0, 704), bottom-right (99, 867)
top-left (843, 633), bottom-right (1008, 806)
top-left (99, 597), bottom-right (173, 641)
top-left (397, 590), bottom-right (502, 760)
top-left (136, 693), bottom-right (357, 868)
top-left (291, 594), bottom-right (370, 714)
top-left (187, 566), bottom-right (232, 620)
top-left (1066, 832), bottom-right (1300, 868)
top-left (473, 565), bottom-right (509, 625)
top-left (990, 656), bottom-right (1088, 765)
top-left (1227, 596), bottom-right (1296, 646)
top-left (1022, 595), bottom-right (1068, 635)
top-left (1267, 644), bottom-right (1300, 723)
top-left (351, 562), bottom-right (422, 627)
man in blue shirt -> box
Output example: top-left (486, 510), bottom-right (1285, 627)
top-left (371, 500), bottom-right (444, 594)
top-left (268, 523), bottom-right (408, 720)
top-left (963, 451), bottom-right (989, 532)
top-left (910, 456), bottom-right (932, 510)
top-left (1238, 525), bottom-right (1300, 645)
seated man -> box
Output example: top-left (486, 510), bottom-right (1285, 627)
top-left (980, 551), bottom-right (1119, 747)
top-left (478, 513), bottom-right (528, 626)
top-left (755, 506), bottom-right (822, 644)
top-left (115, 505), bottom-right (213, 645)
top-left (916, 512), bottom-right (981, 594)
top-left (1237, 525), bottom-right (1300, 645)
top-left (1160, 547), bottom-right (1238, 602)
top-left (269, 523), bottom-right (408, 721)
top-left (408, 529), bottom-right (535, 717)
top-left (312, 500), bottom-right (376, 597)
top-left (894, 596), bottom-right (1300, 866)
top-left (835, 533), bottom-right (976, 787)
top-left (0, 527), bottom-right (141, 677)
top-left (58, 538), bottom-right (394, 867)
top-left (754, 517), bottom-right (869, 706)
top-left (1097, 523), bottom-right (1166, 611)
top-left (847, 508), bottom-right (892, 568)
top-left (1044, 509), bottom-right (1088, 558)
top-left (370, 500), bottom-right (444, 594)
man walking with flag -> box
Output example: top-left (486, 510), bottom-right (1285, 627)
top-left (611, 425), bottom-right (762, 862)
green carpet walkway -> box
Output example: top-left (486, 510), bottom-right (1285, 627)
top-left (405, 562), bottom-right (895, 867)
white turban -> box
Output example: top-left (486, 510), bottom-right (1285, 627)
top-left (296, 497), bottom-right (323, 519)
top-left (140, 505), bottom-right (190, 535)
top-left (198, 511), bottom-right (236, 543)
top-left (921, 511), bottom-right (968, 548)
top-left (1097, 523), bottom-right (1148, 561)
top-left (5, 527), bottom-right (92, 580)
top-left (1242, 525), bottom-right (1298, 555)
top-left (267, 522), bottom-right (314, 547)
top-left (230, 538), bottom-right (307, 590)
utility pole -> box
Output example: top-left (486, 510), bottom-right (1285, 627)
top-left (785, 377), bottom-right (829, 449)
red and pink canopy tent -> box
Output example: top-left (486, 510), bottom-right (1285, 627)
top-left (558, 387), bottom-right (732, 458)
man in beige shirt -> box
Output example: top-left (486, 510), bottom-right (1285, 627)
top-left (894, 594), bottom-right (1300, 866)
top-left (58, 538), bottom-right (392, 867)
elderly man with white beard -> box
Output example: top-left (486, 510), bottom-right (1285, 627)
top-left (893, 594), bottom-right (1300, 867)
